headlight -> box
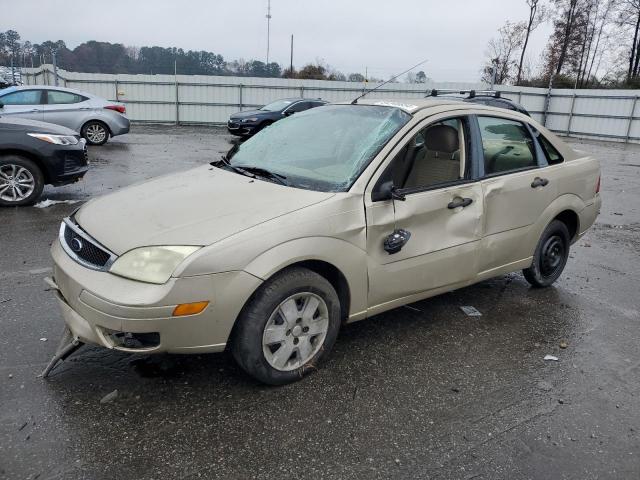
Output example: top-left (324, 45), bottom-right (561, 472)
top-left (241, 117), bottom-right (259, 123)
top-left (109, 246), bottom-right (200, 284)
top-left (28, 133), bottom-right (79, 145)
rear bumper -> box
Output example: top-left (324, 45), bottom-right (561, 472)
top-left (107, 115), bottom-right (130, 137)
top-left (49, 239), bottom-right (262, 354)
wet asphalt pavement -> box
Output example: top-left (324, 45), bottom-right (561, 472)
top-left (1, 126), bottom-right (639, 480)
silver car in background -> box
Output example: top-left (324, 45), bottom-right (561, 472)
top-left (0, 85), bottom-right (130, 145)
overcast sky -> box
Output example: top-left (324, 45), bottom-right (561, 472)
top-left (5, 0), bottom-right (552, 82)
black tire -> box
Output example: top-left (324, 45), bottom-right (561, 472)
top-left (81, 120), bottom-right (110, 146)
top-left (523, 220), bottom-right (570, 288)
top-left (0, 155), bottom-right (44, 207)
top-left (231, 267), bottom-right (341, 385)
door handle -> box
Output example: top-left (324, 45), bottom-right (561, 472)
top-left (531, 177), bottom-right (549, 188)
top-left (447, 197), bottom-right (473, 209)
top-left (28, 109), bottom-right (39, 113)
top-left (79, 107), bottom-right (91, 111)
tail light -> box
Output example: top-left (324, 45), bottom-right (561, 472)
top-left (595, 175), bottom-right (601, 194)
top-left (104, 105), bottom-right (126, 114)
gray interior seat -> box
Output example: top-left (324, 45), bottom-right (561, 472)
top-left (404, 124), bottom-right (461, 189)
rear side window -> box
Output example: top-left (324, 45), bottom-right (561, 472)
top-left (0, 90), bottom-right (42, 105)
top-left (478, 116), bottom-right (537, 175)
top-left (47, 90), bottom-right (86, 104)
top-left (531, 127), bottom-right (563, 165)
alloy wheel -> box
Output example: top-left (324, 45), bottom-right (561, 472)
top-left (0, 164), bottom-right (36, 203)
top-left (85, 124), bottom-right (107, 144)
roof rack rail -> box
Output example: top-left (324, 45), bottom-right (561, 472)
top-left (428, 89), bottom-right (502, 99)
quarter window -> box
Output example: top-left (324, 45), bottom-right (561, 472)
top-left (47, 90), bottom-right (85, 104)
top-left (478, 116), bottom-right (537, 175)
top-left (0, 90), bottom-right (42, 105)
top-left (531, 127), bottom-right (563, 165)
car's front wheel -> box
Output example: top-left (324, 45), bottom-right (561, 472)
top-left (0, 155), bottom-right (44, 207)
top-left (82, 120), bottom-right (110, 146)
top-left (231, 267), bottom-right (341, 385)
top-left (523, 220), bottom-right (570, 288)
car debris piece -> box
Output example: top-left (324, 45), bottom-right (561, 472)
top-left (40, 328), bottom-right (84, 378)
top-left (559, 340), bottom-right (568, 349)
top-left (100, 389), bottom-right (118, 404)
top-left (544, 355), bottom-right (559, 361)
top-left (33, 199), bottom-right (81, 209)
top-left (460, 306), bottom-right (482, 317)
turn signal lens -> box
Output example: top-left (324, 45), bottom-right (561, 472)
top-left (172, 301), bottom-right (209, 317)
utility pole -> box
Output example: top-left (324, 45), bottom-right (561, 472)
top-left (10, 54), bottom-right (15, 85)
top-left (290, 34), bottom-right (294, 74)
top-left (52, 49), bottom-right (59, 86)
top-left (265, 0), bottom-right (272, 65)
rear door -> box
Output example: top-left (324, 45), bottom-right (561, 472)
top-left (475, 115), bottom-right (557, 274)
top-left (365, 115), bottom-right (484, 310)
top-left (42, 90), bottom-right (91, 131)
top-left (0, 89), bottom-right (44, 122)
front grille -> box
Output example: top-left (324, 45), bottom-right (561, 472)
top-left (62, 222), bottom-right (112, 269)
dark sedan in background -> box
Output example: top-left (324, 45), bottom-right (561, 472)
top-left (0, 116), bottom-right (88, 206)
top-left (227, 98), bottom-right (327, 136)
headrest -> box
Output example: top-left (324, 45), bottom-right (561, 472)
top-left (424, 125), bottom-right (459, 153)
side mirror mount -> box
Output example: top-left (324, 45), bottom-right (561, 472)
top-left (371, 180), bottom-right (406, 202)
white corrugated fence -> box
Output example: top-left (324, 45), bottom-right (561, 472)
top-left (19, 65), bottom-right (640, 143)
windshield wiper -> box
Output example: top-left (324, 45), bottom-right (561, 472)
top-left (211, 155), bottom-right (256, 178)
top-left (233, 165), bottom-right (288, 185)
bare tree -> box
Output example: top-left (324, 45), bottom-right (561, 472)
top-left (516, 0), bottom-right (546, 84)
top-left (483, 21), bottom-right (527, 84)
top-left (620, 0), bottom-right (640, 80)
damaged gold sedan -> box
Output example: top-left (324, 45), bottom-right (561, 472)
top-left (44, 99), bottom-right (601, 384)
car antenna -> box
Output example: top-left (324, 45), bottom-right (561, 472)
top-left (351, 59), bottom-right (428, 105)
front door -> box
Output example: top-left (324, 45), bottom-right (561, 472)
top-left (0, 89), bottom-right (44, 122)
top-left (365, 116), bottom-right (484, 310)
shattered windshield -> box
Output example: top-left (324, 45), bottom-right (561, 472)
top-left (226, 104), bottom-right (411, 192)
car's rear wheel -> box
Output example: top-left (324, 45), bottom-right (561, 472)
top-left (523, 220), bottom-right (570, 288)
top-left (0, 155), bottom-right (44, 207)
top-left (82, 120), bottom-right (109, 145)
top-left (231, 267), bottom-right (341, 385)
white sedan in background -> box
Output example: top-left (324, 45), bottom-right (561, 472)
top-left (0, 85), bottom-right (129, 145)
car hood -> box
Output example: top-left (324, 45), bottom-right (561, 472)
top-left (75, 165), bottom-right (334, 255)
top-left (0, 116), bottom-right (78, 135)
top-left (230, 110), bottom-right (273, 120)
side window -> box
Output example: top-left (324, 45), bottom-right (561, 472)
top-left (531, 126), bottom-right (563, 165)
top-left (478, 116), bottom-right (536, 175)
top-left (287, 101), bottom-right (310, 113)
top-left (47, 90), bottom-right (85, 104)
top-left (391, 118), bottom-right (466, 191)
top-left (0, 90), bottom-right (42, 105)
